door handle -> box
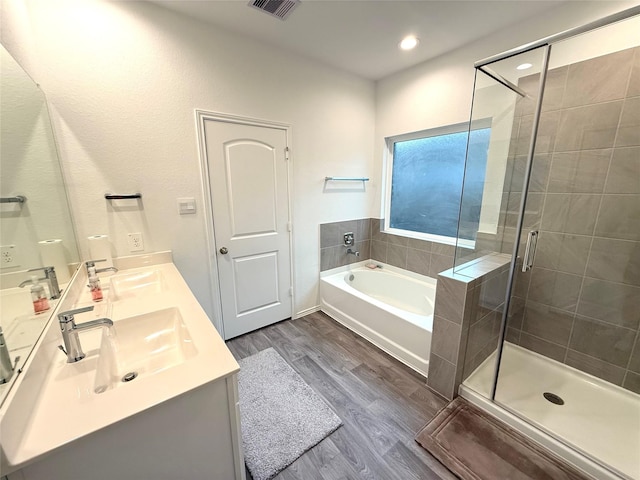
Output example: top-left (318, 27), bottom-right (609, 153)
top-left (522, 230), bottom-right (538, 272)
top-left (219, 247), bottom-right (228, 255)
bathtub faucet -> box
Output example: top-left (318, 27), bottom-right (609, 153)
top-left (346, 248), bottom-right (360, 257)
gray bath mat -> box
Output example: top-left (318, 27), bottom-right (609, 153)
top-left (238, 347), bottom-right (342, 480)
top-left (415, 397), bottom-right (588, 480)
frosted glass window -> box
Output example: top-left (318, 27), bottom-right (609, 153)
top-left (389, 127), bottom-right (490, 241)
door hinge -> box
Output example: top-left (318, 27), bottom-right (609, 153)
top-left (286, 221), bottom-right (292, 232)
top-left (289, 287), bottom-right (293, 297)
top-left (285, 146), bottom-right (290, 161)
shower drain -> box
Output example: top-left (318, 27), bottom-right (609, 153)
top-left (543, 392), bottom-right (564, 405)
top-left (122, 371), bottom-right (138, 382)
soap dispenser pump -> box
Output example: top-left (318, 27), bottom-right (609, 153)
top-left (30, 275), bottom-right (50, 314)
top-left (88, 266), bottom-right (103, 302)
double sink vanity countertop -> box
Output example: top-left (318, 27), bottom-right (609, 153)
top-left (1, 253), bottom-right (239, 471)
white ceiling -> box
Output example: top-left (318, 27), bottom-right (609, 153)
top-left (153, 0), bottom-right (566, 80)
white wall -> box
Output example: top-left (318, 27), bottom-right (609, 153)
top-left (374, 0), bottom-right (638, 216)
top-left (1, 0), bottom-right (376, 322)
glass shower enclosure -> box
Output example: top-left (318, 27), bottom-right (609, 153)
top-left (453, 8), bottom-right (640, 480)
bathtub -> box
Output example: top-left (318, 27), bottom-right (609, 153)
top-left (320, 262), bottom-right (435, 377)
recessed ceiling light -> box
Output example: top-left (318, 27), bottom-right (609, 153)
top-left (517, 63), bottom-right (533, 70)
top-left (399, 35), bottom-right (419, 51)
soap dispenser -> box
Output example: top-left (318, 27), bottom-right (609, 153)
top-left (88, 266), bottom-right (103, 301)
top-left (30, 275), bottom-right (50, 314)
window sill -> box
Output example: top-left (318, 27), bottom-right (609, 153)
top-left (384, 227), bottom-right (475, 250)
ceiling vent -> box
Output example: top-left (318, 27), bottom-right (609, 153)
top-left (248, 0), bottom-right (300, 21)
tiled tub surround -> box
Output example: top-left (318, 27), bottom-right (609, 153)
top-left (426, 253), bottom-right (511, 400)
top-left (320, 218), bottom-right (372, 271)
top-left (370, 218), bottom-right (456, 278)
top-left (320, 218), bottom-right (454, 278)
top-left (501, 46), bottom-right (640, 394)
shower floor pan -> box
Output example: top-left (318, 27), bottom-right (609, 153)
top-left (461, 342), bottom-right (640, 480)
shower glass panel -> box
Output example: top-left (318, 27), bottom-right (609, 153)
top-left (491, 17), bottom-right (640, 479)
top-left (452, 46), bottom-right (548, 398)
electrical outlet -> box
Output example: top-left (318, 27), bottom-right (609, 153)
top-left (0, 245), bottom-right (20, 269)
top-left (127, 233), bottom-right (144, 252)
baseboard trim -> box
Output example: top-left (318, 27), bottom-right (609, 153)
top-left (294, 305), bottom-right (320, 319)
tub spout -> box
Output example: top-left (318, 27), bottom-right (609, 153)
top-left (347, 248), bottom-right (360, 257)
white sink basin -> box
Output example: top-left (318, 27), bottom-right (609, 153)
top-left (93, 307), bottom-right (196, 393)
top-left (108, 270), bottom-right (166, 301)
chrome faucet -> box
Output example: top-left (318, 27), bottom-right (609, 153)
top-left (0, 327), bottom-right (19, 384)
top-left (346, 248), bottom-right (360, 257)
top-left (18, 266), bottom-right (62, 299)
top-left (58, 306), bottom-right (113, 363)
top-left (85, 259), bottom-right (118, 275)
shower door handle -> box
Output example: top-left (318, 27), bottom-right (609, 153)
top-left (522, 230), bottom-right (538, 272)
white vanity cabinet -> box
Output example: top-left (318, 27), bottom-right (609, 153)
top-left (1, 252), bottom-right (245, 480)
top-left (8, 376), bottom-right (243, 480)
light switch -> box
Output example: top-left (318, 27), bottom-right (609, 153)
top-left (177, 197), bottom-right (196, 215)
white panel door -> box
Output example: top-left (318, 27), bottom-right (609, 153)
top-left (204, 120), bottom-right (292, 339)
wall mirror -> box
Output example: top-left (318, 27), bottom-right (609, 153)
top-left (0, 44), bottom-right (80, 406)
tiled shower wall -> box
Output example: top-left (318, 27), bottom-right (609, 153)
top-left (320, 218), bottom-right (455, 277)
top-left (503, 47), bottom-right (640, 394)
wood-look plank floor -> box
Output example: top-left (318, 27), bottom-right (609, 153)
top-left (226, 311), bottom-right (457, 480)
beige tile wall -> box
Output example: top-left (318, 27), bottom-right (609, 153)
top-left (320, 218), bottom-right (455, 279)
top-left (369, 219), bottom-right (455, 278)
top-left (504, 46), bottom-right (640, 394)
